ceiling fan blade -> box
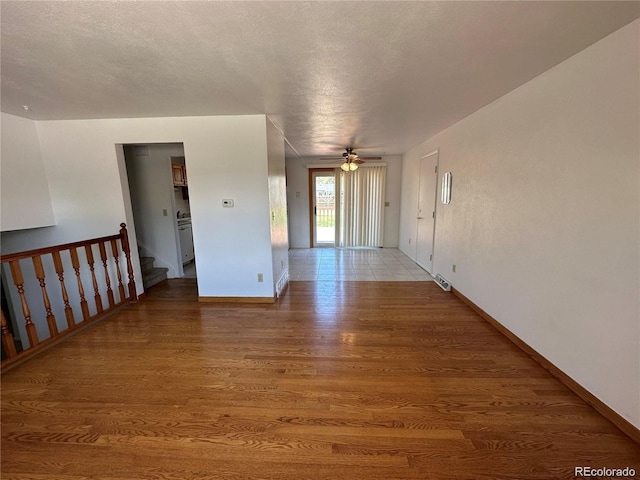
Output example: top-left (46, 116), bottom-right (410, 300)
top-left (321, 149), bottom-right (382, 162)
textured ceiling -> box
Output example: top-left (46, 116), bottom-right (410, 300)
top-left (1, 1), bottom-right (638, 157)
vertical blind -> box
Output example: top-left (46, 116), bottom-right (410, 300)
top-left (339, 165), bottom-right (386, 247)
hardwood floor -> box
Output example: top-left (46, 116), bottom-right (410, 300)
top-left (2, 279), bottom-right (638, 479)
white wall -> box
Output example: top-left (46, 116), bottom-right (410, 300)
top-left (286, 155), bottom-right (402, 248)
top-left (185, 116), bottom-right (274, 298)
top-left (125, 143), bottom-right (184, 278)
top-left (3, 114), bottom-right (277, 300)
top-left (285, 156), bottom-right (312, 248)
top-left (0, 113), bottom-right (55, 232)
top-left (400, 20), bottom-right (640, 428)
top-left (266, 119), bottom-right (289, 295)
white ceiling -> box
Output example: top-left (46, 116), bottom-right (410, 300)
top-left (1, 1), bottom-right (638, 157)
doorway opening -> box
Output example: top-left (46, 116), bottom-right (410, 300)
top-left (122, 143), bottom-right (196, 290)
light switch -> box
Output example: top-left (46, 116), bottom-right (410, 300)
top-left (222, 199), bottom-right (234, 208)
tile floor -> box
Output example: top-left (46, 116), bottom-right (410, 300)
top-left (288, 247), bottom-right (433, 282)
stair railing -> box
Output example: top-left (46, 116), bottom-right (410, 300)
top-left (1, 223), bottom-right (137, 369)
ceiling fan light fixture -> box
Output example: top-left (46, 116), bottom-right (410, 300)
top-left (341, 161), bottom-right (358, 171)
top-left (340, 147), bottom-right (359, 171)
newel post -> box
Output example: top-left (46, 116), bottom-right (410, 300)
top-left (119, 223), bottom-right (138, 301)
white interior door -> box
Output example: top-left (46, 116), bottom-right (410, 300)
top-left (416, 151), bottom-right (439, 273)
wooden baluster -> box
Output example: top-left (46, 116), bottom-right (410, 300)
top-left (111, 238), bottom-right (126, 302)
top-left (1, 310), bottom-right (17, 359)
top-left (32, 255), bottom-right (58, 338)
top-left (99, 242), bottom-right (115, 308)
top-left (52, 251), bottom-right (76, 329)
top-left (120, 223), bottom-right (137, 301)
top-left (85, 244), bottom-right (103, 314)
top-left (8, 260), bottom-right (39, 348)
top-left (70, 248), bottom-right (90, 321)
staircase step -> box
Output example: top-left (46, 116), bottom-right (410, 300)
top-left (142, 267), bottom-right (169, 290)
top-left (139, 256), bottom-right (155, 274)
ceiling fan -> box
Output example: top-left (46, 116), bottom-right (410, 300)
top-left (328, 148), bottom-right (382, 171)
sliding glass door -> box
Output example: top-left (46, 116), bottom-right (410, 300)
top-left (310, 169), bottom-right (337, 247)
top-left (309, 165), bottom-right (387, 248)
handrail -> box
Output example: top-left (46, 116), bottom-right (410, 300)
top-left (1, 223), bottom-right (137, 370)
top-left (0, 233), bottom-right (122, 263)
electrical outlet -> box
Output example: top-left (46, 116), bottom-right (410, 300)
top-left (162, 209), bottom-right (168, 217)
top-left (257, 273), bottom-right (263, 282)
top-left (452, 264), bottom-right (456, 273)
